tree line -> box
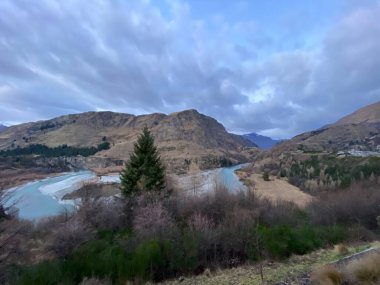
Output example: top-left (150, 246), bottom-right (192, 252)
top-left (0, 142), bottom-right (110, 158)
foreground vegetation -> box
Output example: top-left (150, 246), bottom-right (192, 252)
top-left (156, 242), bottom-right (379, 285)
top-left (311, 246), bottom-right (380, 285)
top-left (1, 130), bottom-right (379, 284)
top-left (1, 181), bottom-right (379, 284)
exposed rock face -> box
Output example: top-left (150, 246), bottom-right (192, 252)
top-left (0, 110), bottom-right (257, 174)
top-left (272, 101), bottom-right (380, 153)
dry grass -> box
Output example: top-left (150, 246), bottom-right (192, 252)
top-left (0, 170), bottom-right (63, 190)
top-left (152, 248), bottom-right (340, 285)
top-left (311, 246), bottom-right (380, 285)
top-left (237, 171), bottom-right (313, 208)
top-left (90, 166), bottom-right (123, 175)
top-left (62, 182), bottom-right (120, 200)
top-left (345, 251), bottom-right (380, 284)
top-left (153, 243), bottom-right (379, 285)
top-left (334, 244), bottom-right (349, 255)
top-left (311, 265), bottom-right (343, 285)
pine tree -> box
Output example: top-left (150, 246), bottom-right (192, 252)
top-left (120, 126), bottom-right (165, 196)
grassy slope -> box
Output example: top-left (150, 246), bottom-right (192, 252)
top-left (154, 242), bottom-right (379, 285)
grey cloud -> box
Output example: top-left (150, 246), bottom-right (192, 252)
top-left (227, 2), bottom-right (380, 137)
top-left (0, 0), bottom-right (380, 139)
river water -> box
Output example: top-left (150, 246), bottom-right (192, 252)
top-left (5, 164), bottom-right (248, 220)
top-left (5, 171), bottom-right (96, 220)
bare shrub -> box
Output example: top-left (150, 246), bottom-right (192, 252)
top-left (0, 218), bottom-right (34, 283)
top-left (46, 216), bottom-right (94, 258)
top-left (258, 199), bottom-right (301, 227)
top-left (187, 212), bottom-right (217, 263)
top-left (204, 183), bottom-right (236, 224)
top-left (77, 197), bottom-right (126, 230)
top-left (217, 207), bottom-right (258, 265)
top-left (0, 218), bottom-right (33, 262)
top-left (307, 184), bottom-right (380, 229)
top-left (133, 201), bottom-right (175, 241)
top-left (188, 212), bottom-right (215, 234)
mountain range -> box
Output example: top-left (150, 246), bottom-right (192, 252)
top-left (1, 101), bottom-right (379, 174)
top-left (0, 124), bottom-right (7, 132)
top-left (0, 110), bottom-right (257, 174)
top-left (243, 133), bottom-right (282, 149)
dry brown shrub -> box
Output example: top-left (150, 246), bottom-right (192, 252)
top-left (345, 252), bottom-right (380, 284)
top-left (188, 212), bottom-right (215, 234)
top-left (77, 197), bottom-right (126, 230)
top-left (334, 244), bottom-right (349, 255)
top-left (307, 185), bottom-right (380, 229)
top-left (311, 265), bottom-right (343, 285)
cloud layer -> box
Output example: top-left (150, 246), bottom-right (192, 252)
top-left (0, 0), bottom-right (379, 138)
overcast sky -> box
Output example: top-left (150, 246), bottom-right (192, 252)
top-left (1, 0), bottom-right (380, 138)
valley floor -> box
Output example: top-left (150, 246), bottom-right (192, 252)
top-left (236, 169), bottom-right (313, 208)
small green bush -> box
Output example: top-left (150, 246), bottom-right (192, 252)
top-left (69, 240), bottom-right (129, 283)
top-left (16, 261), bottom-right (65, 285)
top-left (262, 172), bottom-right (270, 181)
top-left (259, 224), bottom-right (335, 259)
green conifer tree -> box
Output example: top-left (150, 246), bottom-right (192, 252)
top-left (120, 126), bottom-right (165, 196)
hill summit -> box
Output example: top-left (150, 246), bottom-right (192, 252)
top-left (333, 101), bottom-right (380, 126)
top-left (272, 101), bottom-right (380, 153)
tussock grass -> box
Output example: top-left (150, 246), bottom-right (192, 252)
top-left (311, 265), bottom-right (342, 285)
top-left (311, 247), bottom-right (380, 285)
top-left (345, 251), bottom-right (380, 284)
top-left (334, 244), bottom-right (349, 256)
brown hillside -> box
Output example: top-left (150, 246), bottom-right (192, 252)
top-left (334, 101), bottom-right (380, 126)
top-left (272, 101), bottom-right (380, 153)
top-left (0, 110), bottom-right (257, 174)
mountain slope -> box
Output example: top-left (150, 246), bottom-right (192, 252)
top-left (334, 101), bottom-right (380, 126)
top-left (0, 110), bottom-right (257, 173)
top-left (243, 133), bottom-right (281, 149)
top-left (0, 124), bottom-right (7, 132)
top-left (272, 101), bottom-right (380, 153)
